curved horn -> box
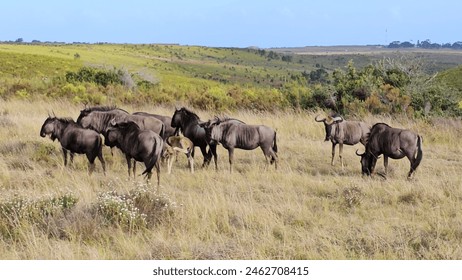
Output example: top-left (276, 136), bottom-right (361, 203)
top-left (355, 149), bottom-right (365, 156)
top-left (315, 115), bottom-right (326, 123)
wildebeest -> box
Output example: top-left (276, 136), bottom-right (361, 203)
top-left (315, 114), bottom-right (370, 168)
top-left (164, 135), bottom-right (194, 174)
top-left (77, 106), bottom-right (165, 176)
top-left (201, 116), bottom-right (278, 173)
top-left (40, 116), bottom-right (106, 175)
top-left (76, 106), bottom-right (128, 132)
top-left (355, 123), bottom-right (423, 178)
top-left (171, 107), bottom-right (217, 168)
top-left (133, 111), bottom-right (177, 140)
top-left (104, 121), bottom-right (163, 185)
top-left (76, 106), bottom-right (165, 139)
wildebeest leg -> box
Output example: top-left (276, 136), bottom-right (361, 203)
top-left (185, 148), bottom-right (194, 173)
top-left (88, 161), bottom-right (95, 175)
top-left (98, 151), bottom-right (106, 176)
top-left (167, 152), bottom-right (174, 174)
top-left (331, 143), bottom-right (336, 166)
top-left (62, 148), bottom-right (68, 166)
top-left (191, 146), bottom-right (196, 158)
top-left (86, 153), bottom-right (96, 175)
top-left (70, 152), bottom-right (75, 165)
top-left (133, 161), bottom-right (136, 177)
top-left (370, 156), bottom-right (378, 175)
top-left (189, 155), bottom-right (194, 173)
top-left (261, 146), bottom-right (273, 170)
top-left (384, 156), bottom-right (389, 174)
top-left (269, 149), bottom-right (278, 170)
top-left (406, 153), bottom-right (417, 178)
top-left (209, 144), bottom-right (218, 170)
top-left (155, 161), bottom-right (161, 187)
top-left (126, 155), bottom-right (132, 177)
top-left (228, 148), bottom-right (234, 173)
top-left (199, 145), bottom-right (210, 167)
top-left (339, 143), bottom-right (344, 169)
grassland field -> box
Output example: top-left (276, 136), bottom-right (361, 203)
top-left (0, 99), bottom-right (461, 259)
top-left (1, 44), bottom-right (462, 259)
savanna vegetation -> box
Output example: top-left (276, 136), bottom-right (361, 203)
top-left (0, 43), bottom-right (462, 259)
top-left (1, 43), bottom-right (461, 115)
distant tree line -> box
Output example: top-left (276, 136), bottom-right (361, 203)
top-left (388, 39), bottom-right (462, 49)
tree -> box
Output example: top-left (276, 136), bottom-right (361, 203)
top-left (308, 68), bottom-right (329, 84)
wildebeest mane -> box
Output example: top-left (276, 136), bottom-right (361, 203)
top-left (371, 122), bottom-right (391, 129)
top-left (180, 107), bottom-right (201, 123)
top-left (56, 117), bottom-right (76, 124)
top-left (81, 106), bottom-right (129, 113)
top-left (215, 116), bottom-right (246, 124)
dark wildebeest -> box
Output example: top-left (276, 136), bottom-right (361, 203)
top-left (315, 114), bottom-right (370, 168)
top-left (40, 116), bottom-right (106, 175)
top-left (355, 123), bottom-right (423, 178)
top-left (171, 107), bottom-right (217, 168)
top-left (201, 116), bottom-right (278, 173)
top-left (105, 121), bottom-right (163, 185)
top-left (133, 111), bottom-right (177, 140)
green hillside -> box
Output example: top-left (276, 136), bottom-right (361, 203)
top-left (1, 43), bottom-right (461, 115)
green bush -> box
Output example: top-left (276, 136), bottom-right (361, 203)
top-left (65, 67), bottom-right (123, 87)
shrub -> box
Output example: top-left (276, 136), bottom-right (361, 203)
top-left (32, 142), bottom-right (57, 163)
top-left (0, 193), bottom-right (78, 240)
top-left (65, 67), bottom-right (123, 87)
top-left (95, 184), bottom-right (177, 231)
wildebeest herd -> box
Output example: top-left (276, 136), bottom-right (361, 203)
top-left (39, 106), bottom-right (423, 186)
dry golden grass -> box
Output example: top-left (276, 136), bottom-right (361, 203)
top-left (0, 100), bottom-right (461, 260)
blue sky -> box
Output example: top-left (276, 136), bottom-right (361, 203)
top-left (1, 0), bottom-right (460, 47)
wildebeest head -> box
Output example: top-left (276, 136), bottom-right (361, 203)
top-left (76, 110), bottom-right (94, 131)
top-left (76, 108), bottom-right (91, 124)
top-left (355, 149), bottom-right (377, 176)
top-left (40, 117), bottom-right (58, 141)
top-left (104, 120), bottom-right (122, 148)
top-left (171, 107), bottom-right (185, 128)
top-left (77, 106), bottom-right (128, 133)
top-left (171, 107), bottom-right (202, 129)
top-left (199, 116), bottom-right (221, 145)
top-left (104, 120), bottom-right (141, 148)
top-left (315, 115), bottom-right (343, 141)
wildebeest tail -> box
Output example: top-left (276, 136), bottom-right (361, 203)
top-left (160, 124), bottom-right (166, 140)
top-left (142, 139), bottom-right (162, 176)
top-left (412, 135), bottom-right (423, 172)
top-left (273, 131), bottom-right (278, 153)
